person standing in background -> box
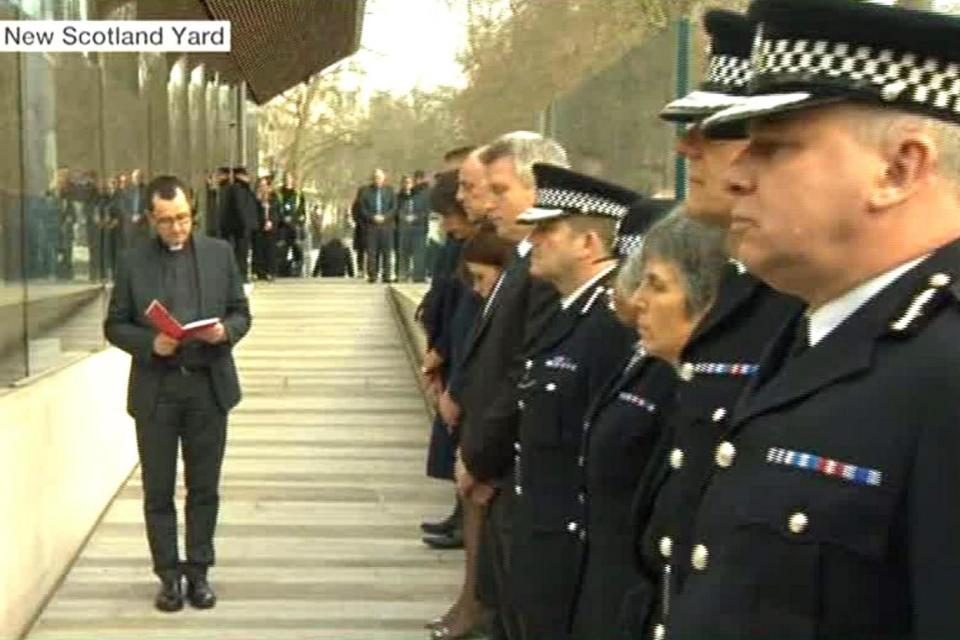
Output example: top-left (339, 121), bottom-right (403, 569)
top-left (219, 167), bottom-right (258, 284)
top-left (357, 168), bottom-right (397, 283)
top-left (276, 174), bottom-right (306, 277)
top-left (396, 172), bottom-right (431, 282)
top-left (252, 175), bottom-right (279, 282)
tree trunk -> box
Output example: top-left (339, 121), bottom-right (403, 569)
top-left (897, 0), bottom-right (933, 9)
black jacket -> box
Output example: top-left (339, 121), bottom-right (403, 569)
top-left (633, 264), bottom-right (801, 634)
top-left (396, 184), bottom-right (430, 229)
top-left (508, 271), bottom-right (635, 637)
top-left (256, 193), bottom-right (281, 230)
top-left (219, 182), bottom-right (258, 235)
top-left (666, 239), bottom-right (960, 640)
top-left (104, 235), bottom-right (251, 418)
top-left (457, 247), bottom-right (560, 482)
top-left (355, 184), bottom-right (397, 226)
top-left (317, 239), bottom-right (354, 277)
top-left (571, 351), bottom-right (678, 640)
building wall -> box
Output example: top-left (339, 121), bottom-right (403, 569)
top-left (0, 348), bottom-right (136, 639)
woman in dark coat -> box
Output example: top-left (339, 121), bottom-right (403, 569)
top-left (429, 224), bottom-right (514, 640)
top-left (570, 211), bottom-right (728, 640)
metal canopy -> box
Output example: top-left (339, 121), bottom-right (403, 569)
top-left (132, 0), bottom-right (364, 103)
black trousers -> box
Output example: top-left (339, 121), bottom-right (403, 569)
top-left (366, 223), bottom-right (393, 282)
top-left (135, 369), bottom-right (227, 581)
top-left (252, 229), bottom-right (277, 279)
top-left (224, 231), bottom-right (251, 282)
top-left (486, 487), bottom-right (524, 640)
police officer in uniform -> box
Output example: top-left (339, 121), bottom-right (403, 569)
top-left (571, 210), bottom-right (729, 640)
top-left (655, 1), bottom-right (960, 637)
top-left (628, 9), bottom-right (802, 636)
top-left (507, 164), bottom-right (637, 638)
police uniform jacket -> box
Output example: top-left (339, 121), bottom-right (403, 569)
top-left (570, 349), bottom-right (678, 640)
top-left (664, 239), bottom-right (960, 640)
top-left (509, 269), bottom-right (635, 637)
top-left (632, 264), bottom-right (801, 633)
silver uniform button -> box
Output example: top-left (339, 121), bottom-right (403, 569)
top-left (545, 382), bottom-right (557, 392)
top-left (567, 521), bottom-right (579, 533)
top-left (669, 448), bottom-right (685, 470)
top-left (515, 485), bottom-right (522, 496)
top-left (514, 442), bottom-right (521, 452)
top-left (659, 536), bottom-right (673, 559)
top-left (930, 272), bottom-right (951, 288)
top-left (578, 492), bottom-right (586, 505)
top-left (691, 544), bottom-right (709, 571)
top-left (789, 512), bottom-right (809, 535)
top-left (518, 399), bottom-right (526, 410)
top-left (578, 455), bottom-right (585, 467)
top-left (653, 623), bottom-right (666, 640)
top-left (679, 362), bottom-right (694, 382)
top-left (715, 441), bottom-right (736, 468)
top-left (712, 407), bottom-right (727, 423)
top-left (525, 359), bottom-right (533, 370)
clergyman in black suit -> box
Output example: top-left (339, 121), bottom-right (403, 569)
top-left (104, 175), bottom-right (251, 613)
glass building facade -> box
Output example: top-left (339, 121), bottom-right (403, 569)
top-left (0, 0), bottom-right (256, 387)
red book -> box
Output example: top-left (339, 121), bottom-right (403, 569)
top-left (144, 299), bottom-right (220, 340)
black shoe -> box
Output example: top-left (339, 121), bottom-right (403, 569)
top-left (154, 576), bottom-right (183, 612)
top-left (422, 529), bottom-right (464, 550)
top-left (186, 575), bottom-right (217, 609)
top-left (421, 518), bottom-right (454, 536)
top-left (421, 500), bottom-right (463, 535)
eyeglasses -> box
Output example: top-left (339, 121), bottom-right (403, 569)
top-left (154, 213), bottom-right (192, 228)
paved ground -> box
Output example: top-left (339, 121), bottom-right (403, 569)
top-left (26, 279), bottom-right (461, 640)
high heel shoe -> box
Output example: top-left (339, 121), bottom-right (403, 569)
top-left (424, 616), bottom-right (447, 630)
top-left (429, 620), bottom-right (484, 639)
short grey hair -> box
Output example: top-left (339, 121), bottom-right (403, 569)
top-left (615, 241), bottom-right (646, 299)
top-left (637, 208), bottom-right (728, 318)
top-left (479, 131), bottom-right (570, 188)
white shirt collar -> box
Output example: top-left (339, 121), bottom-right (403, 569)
top-left (561, 263), bottom-right (617, 311)
top-left (807, 255), bottom-right (928, 347)
top-left (517, 236), bottom-right (533, 258)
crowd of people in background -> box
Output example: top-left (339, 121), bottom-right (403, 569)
top-left (23, 167), bottom-right (149, 282)
top-left (351, 167), bottom-right (433, 283)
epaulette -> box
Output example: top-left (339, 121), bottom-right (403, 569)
top-left (888, 271), bottom-right (954, 337)
top-left (581, 285), bottom-right (614, 315)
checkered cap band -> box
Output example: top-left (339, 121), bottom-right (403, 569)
top-left (537, 187), bottom-right (630, 219)
top-left (707, 54), bottom-right (752, 90)
top-left (616, 234), bottom-right (644, 258)
top-left (752, 27), bottom-right (960, 114)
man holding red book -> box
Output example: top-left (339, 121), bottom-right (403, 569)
top-left (104, 175), bottom-right (251, 613)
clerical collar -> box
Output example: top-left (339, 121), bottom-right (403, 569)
top-left (561, 262), bottom-right (617, 310)
top-left (807, 255), bottom-right (928, 347)
top-left (158, 237), bottom-right (190, 253)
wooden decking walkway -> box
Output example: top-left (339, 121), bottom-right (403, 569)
top-left (27, 280), bottom-right (460, 640)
